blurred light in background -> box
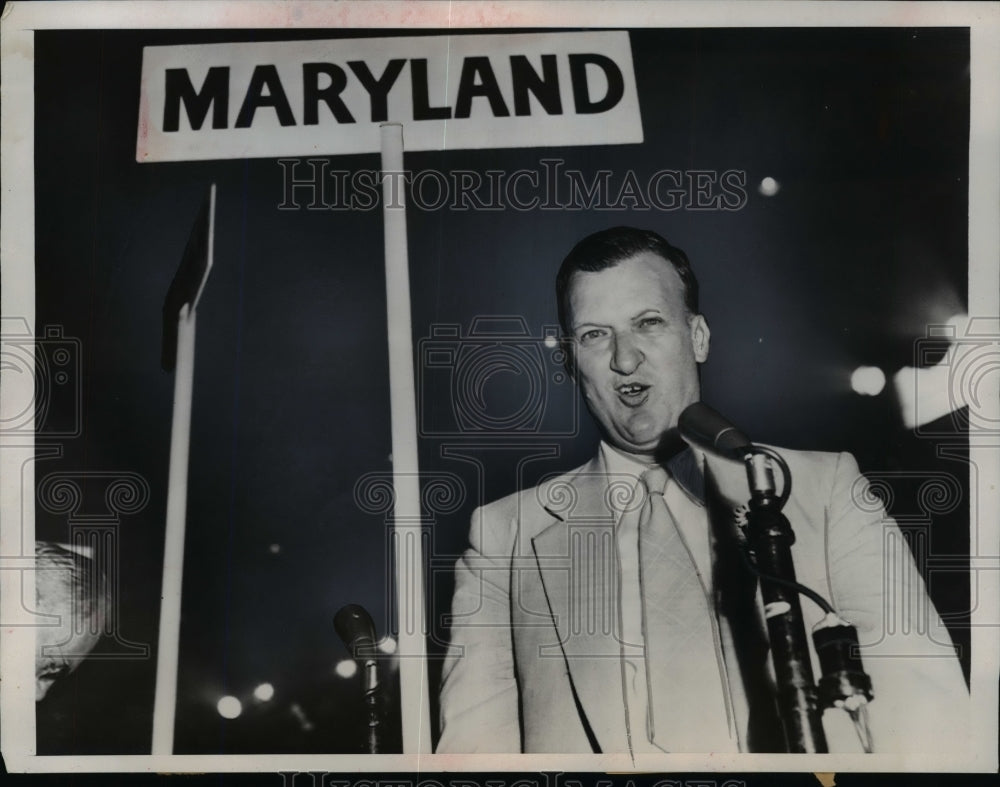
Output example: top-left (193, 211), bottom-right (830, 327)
top-left (543, 334), bottom-right (558, 349)
top-left (895, 363), bottom-right (952, 429)
top-left (377, 635), bottom-right (397, 655)
top-left (851, 366), bottom-right (886, 396)
top-left (334, 659), bottom-right (357, 679)
top-left (216, 696), bottom-right (242, 720)
top-left (253, 682), bottom-right (275, 702)
top-left (894, 313), bottom-right (1000, 429)
top-left (289, 702), bottom-right (315, 732)
top-left (269, 543), bottom-right (281, 554)
top-left (759, 176), bottom-right (780, 197)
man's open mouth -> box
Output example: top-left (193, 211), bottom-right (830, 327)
top-left (616, 382), bottom-right (650, 404)
top-left (36, 665), bottom-right (70, 682)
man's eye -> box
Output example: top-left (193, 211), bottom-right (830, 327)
top-left (639, 317), bottom-right (664, 328)
top-left (578, 329), bottom-right (605, 344)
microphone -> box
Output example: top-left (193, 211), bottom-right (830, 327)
top-left (335, 604), bottom-right (379, 693)
top-left (678, 402), bottom-right (753, 461)
top-left (334, 604), bottom-right (377, 660)
top-left (334, 603), bottom-right (382, 753)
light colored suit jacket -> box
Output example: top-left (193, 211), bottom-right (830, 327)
top-left (437, 446), bottom-right (969, 754)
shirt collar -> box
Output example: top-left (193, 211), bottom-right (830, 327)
top-left (598, 440), bottom-right (706, 505)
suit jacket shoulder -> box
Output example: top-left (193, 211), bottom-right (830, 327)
top-left (471, 456), bottom-right (602, 546)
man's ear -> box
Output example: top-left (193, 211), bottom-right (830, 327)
top-left (689, 314), bottom-right (710, 363)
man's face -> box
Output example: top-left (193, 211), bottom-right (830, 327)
top-left (36, 626), bottom-right (101, 702)
top-left (35, 557), bottom-right (103, 701)
top-left (565, 251), bottom-right (710, 460)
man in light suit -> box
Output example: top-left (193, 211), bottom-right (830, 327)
top-left (437, 227), bottom-right (969, 755)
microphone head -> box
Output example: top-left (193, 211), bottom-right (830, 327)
top-left (334, 604), bottom-right (377, 659)
top-left (678, 402), bottom-right (753, 461)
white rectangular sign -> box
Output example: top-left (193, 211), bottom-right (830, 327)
top-left (137, 31), bottom-right (643, 161)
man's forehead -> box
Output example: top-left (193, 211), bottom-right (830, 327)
top-left (567, 252), bottom-right (687, 313)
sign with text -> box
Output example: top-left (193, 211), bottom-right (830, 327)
top-left (137, 32), bottom-right (643, 162)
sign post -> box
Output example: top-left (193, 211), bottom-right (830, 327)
top-left (152, 184), bottom-right (216, 755)
top-left (380, 122), bottom-right (432, 754)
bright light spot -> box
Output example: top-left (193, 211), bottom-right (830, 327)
top-left (759, 177), bottom-right (780, 197)
top-left (543, 335), bottom-right (558, 349)
top-left (893, 312), bottom-right (995, 430)
top-left (217, 696), bottom-right (242, 719)
top-left (895, 364), bottom-right (953, 429)
top-left (946, 312), bottom-right (970, 333)
top-left (334, 658), bottom-right (357, 679)
top-left (269, 543), bottom-right (281, 555)
top-left (253, 682), bottom-right (275, 702)
top-left (377, 636), bottom-right (397, 655)
top-left (851, 366), bottom-right (886, 396)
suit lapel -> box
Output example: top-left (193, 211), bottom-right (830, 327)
top-left (530, 456), bottom-right (630, 753)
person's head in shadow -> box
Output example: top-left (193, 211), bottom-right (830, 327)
top-left (34, 542), bottom-right (108, 701)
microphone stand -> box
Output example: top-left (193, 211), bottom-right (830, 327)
top-left (361, 655), bottom-right (381, 754)
top-left (743, 451), bottom-right (828, 753)
top-left (740, 448), bottom-right (875, 752)
top-left (679, 402), bottom-right (875, 753)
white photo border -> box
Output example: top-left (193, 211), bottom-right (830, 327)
top-left (1, 0), bottom-right (997, 774)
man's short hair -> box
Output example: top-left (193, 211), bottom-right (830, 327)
top-left (35, 542), bottom-right (105, 611)
top-left (35, 541), bottom-right (108, 646)
top-left (555, 226), bottom-right (700, 334)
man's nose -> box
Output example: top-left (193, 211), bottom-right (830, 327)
top-left (610, 333), bottom-right (643, 375)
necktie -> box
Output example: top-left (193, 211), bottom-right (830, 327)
top-left (638, 466), bottom-right (734, 751)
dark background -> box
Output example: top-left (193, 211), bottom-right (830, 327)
top-left (30, 27), bottom-right (970, 754)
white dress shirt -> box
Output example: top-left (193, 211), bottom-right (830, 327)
top-left (599, 441), bottom-right (739, 755)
